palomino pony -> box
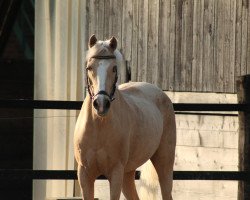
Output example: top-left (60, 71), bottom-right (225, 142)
top-left (74, 35), bottom-right (176, 200)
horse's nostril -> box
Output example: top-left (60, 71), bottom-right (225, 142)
top-left (93, 99), bottom-right (99, 110)
top-left (105, 100), bottom-right (111, 110)
top-left (93, 97), bottom-right (111, 115)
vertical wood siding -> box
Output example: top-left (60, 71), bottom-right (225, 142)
top-left (84, 0), bottom-right (250, 93)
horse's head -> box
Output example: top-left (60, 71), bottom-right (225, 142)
top-left (86, 34), bottom-right (121, 117)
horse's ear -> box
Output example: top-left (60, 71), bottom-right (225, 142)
top-left (109, 36), bottom-right (117, 51)
top-left (89, 34), bottom-right (97, 48)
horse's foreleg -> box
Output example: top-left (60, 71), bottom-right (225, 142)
top-left (122, 170), bottom-right (139, 200)
top-left (77, 165), bottom-right (95, 200)
top-left (108, 164), bottom-right (124, 200)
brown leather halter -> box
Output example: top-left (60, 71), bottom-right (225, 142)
top-left (86, 55), bottom-right (118, 102)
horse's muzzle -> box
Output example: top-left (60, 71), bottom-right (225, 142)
top-left (93, 95), bottom-right (111, 116)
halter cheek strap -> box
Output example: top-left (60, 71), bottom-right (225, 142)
top-left (86, 55), bottom-right (118, 102)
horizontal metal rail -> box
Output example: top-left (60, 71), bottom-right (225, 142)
top-left (0, 99), bottom-right (83, 110)
top-left (0, 99), bottom-right (249, 111)
top-left (0, 170), bottom-right (248, 181)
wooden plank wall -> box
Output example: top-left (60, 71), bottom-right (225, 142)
top-left (84, 0), bottom-right (250, 93)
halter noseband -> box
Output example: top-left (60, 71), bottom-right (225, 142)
top-left (86, 55), bottom-right (118, 102)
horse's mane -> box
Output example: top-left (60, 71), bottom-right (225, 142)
top-left (86, 40), bottom-right (123, 63)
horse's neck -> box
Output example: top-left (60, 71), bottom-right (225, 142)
top-left (111, 89), bottom-right (125, 114)
top-left (82, 95), bottom-right (94, 121)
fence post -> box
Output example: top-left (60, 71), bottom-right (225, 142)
top-left (237, 75), bottom-right (250, 200)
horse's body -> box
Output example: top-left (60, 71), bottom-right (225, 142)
top-left (74, 35), bottom-right (176, 200)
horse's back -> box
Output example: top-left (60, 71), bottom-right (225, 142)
top-left (119, 82), bottom-right (161, 96)
top-left (119, 82), bottom-right (173, 115)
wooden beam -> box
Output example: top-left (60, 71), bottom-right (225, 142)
top-left (237, 74), bottom-right (250, 200)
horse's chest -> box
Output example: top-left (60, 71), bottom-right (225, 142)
top-left (83, 146), bottom-right (123, 175)
top-left (79, 132), bottom-right (127, 172)
top-left (83, 148), bottom-right (107, 167)
top-left (74, 113), bottom-right (129, 172)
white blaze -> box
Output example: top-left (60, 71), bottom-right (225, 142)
top-left (96, 60), bottom-right (110, 92)
top-left (95, 60), bottom-right (110, 113)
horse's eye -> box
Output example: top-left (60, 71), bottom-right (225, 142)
top-left (113, 66), bottom-right (117, 73)
top-left (86, 66), bottom-right (93, 71)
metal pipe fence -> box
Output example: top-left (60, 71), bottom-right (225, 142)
top-left (0, 99), bottom-right (249, 181)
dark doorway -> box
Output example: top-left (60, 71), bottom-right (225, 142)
top-left (0, 1), bottom-right (34, 199)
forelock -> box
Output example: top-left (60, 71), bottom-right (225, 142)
top-left (86, 42), bottom-right (109, 60)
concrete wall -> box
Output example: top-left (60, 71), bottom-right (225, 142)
top-left (170, 92), bottom-right (238, 200)
top-left (92, 92), bottom-right (239, 199)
